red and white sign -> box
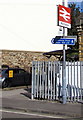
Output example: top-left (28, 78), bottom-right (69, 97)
top-left (58, 5), bottom-right (71, 28)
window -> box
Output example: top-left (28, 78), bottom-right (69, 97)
top-left (19, 69), bottom-right (25, 74)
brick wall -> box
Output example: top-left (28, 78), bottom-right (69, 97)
top-left (1, 50), bottom-right (57, 72)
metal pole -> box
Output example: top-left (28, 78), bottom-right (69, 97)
top-left (62, 0), bottom-right (66, 104)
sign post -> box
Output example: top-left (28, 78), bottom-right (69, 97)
top-left (51, 0), bottom-right (72, 104)
top-left (62, 29), bottom-right (66, 104)
top-left (62, 1), bottom-right (66, 105)
top-left (59, 1), bottom-right (71, 104)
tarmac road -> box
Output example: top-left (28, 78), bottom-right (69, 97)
top-left (2, 109), bottom-right (50, 118)
top-left (1, 87), bottom-right (63, 119)
top-left (2, 109), bottom-right (80, 120)
top-left (0, 87), bottom-right (83, 120)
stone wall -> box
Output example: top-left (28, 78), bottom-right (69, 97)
top-left (1, 50), bottom-right (57, 72)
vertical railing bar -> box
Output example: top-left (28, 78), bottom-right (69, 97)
top-left (37, 61), bottom-right (39, 98)
top-left (42, 61), bottom-right (43, 98)
top-left (55, 63), bottom-right (57, 100)
top-left (74, 61), bottom-right (76, 101)
top-left (58, 61), bottom-right (61, 101)
top-left (42, 61), bottom-right (44, 99)
top-left (67, 61), bottom-right (70, 101)
top-left (75, 62), bottom-right (77, 101)
top-left (41, 62), bottom-right (43, 99)
top-left (45, 62), bottom-right (47, 99)
top-left (34, 61), bottom-right (37, 97)
top-left (41, 62), bottom-right (42, 98)
top-left (50, 62), bottom-right (52, 100)
top-left (53, 61), bottom-right (55, 100)
top-left (39, 61), bottom-right (42, 98)
top-left (80, 61), bottom-right (81, 101)
top-left (48, 62), bottom-right (50, 100)
top-left (61, 61), bottom-right (63, 102)
top-left (81, 61), bottom-right (83, 102)
top-left (71, 61), bottom-right (73, 101)
top-left (34, 61), bottom-right (36, 98)
top-left (31, 61), bottom-right (34, 100)
top-left (77, 61), bottom-right (79, 101)
top-left (36, 61), bottom-right (38, 98)
top-left (47, 62), bottom-right (49, 99)
top-left (44, 62), bottom-right (45, 99)
top-left (66, 62), bottom-right (68, 101)
top-left (65, 62), bottom-right (67, 101)
top-left (46, 62), bottom-right (48, 99)
top-left (80, 61), bottom-right (82, 101)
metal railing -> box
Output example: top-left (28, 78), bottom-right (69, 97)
top-left (32, 61), bottom-right (83, 103)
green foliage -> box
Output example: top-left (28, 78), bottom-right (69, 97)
top-left (67, 3), bottom-right (80, 61)
top-left (68, 3), bottom-right (80, 35)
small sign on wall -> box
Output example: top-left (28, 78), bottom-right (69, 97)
top-left (9, 70), bottom-right (13, 78)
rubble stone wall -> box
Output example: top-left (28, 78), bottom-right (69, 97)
top-left (1, 50), bottom-right (57, 72)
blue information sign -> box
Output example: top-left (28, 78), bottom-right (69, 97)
top-left (51, 38), bottom-right (75, 45)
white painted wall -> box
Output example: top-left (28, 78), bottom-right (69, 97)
top-left (0, 0), bottom-right (68, 52)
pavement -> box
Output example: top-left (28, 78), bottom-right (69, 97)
top-left (1, 87), bottom-right (83, 119)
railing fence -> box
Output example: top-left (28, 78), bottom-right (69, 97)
top-left (32, 61), bottom-right (83, 103)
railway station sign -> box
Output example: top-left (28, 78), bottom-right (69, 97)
top-left (58, 5), bottom-right (71, 28)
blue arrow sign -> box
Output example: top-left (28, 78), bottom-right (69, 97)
top-left (51, 38), bottom-right (75, 45)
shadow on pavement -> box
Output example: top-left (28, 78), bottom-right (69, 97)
top-left (20, 87), bottom-right (31, 99)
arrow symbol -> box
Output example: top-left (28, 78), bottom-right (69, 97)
top-left (51, 38), bottom-right (55, 44)
top-left (60, 8), bottom-right (70, 21)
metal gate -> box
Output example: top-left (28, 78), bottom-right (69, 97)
top-left (31, 61), bottom-right (83, 103)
